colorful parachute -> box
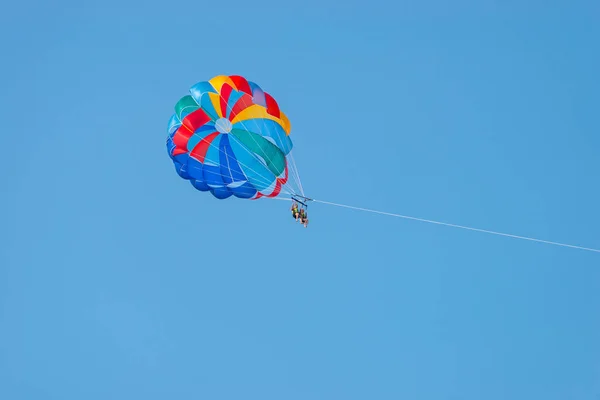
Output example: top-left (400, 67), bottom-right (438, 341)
top-left (166, 75), bottom-right (304, 200)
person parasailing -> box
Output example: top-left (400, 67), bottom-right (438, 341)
top-left (291, 200), bottom-right (300, 221)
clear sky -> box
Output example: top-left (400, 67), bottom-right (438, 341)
top-left (2, 0), bottom-right (600, 399)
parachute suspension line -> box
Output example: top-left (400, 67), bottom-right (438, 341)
top-left (251, 103), bottom-right (303, 197)
top-left (285, 151), bottom-right (303, 197)
top-left (282, 153), bottom-right (301, 198)
top-left (287, 150), bottom-right (305, 197)
top-left (214, 84), bottom-right (297, 198)
top-left (312, 199), bottom-right (600, 254)
top-left (269, 196), bottom-right (294, 201)
top-left (248, 95), bottom-right (305, 198)
top-left (216, 91), bottom-right (286, 195)
top-left (293, 153), bottom-right (305, 196)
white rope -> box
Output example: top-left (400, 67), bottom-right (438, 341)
top-left (288, 150), bottom-right (305, 197)
top-left (312, 199), bottom-right (600, 254)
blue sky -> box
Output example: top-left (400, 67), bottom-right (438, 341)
top-left (2, 0), bottom-right (600, 399)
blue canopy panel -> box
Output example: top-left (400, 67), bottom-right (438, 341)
top-left (189, 81), bottom-right (217, 103)
top-left (166, 114), bottom-right (182, 160)
top-left (174, 161), bottom-right (190, 180)
top-left (232, 118), bottom-right (293, 156)
top-left (219, 134), bottom-right (257, 198)
top-left (186, 157), bottom-right (210, 191)
top-left (167, 114), bottom-right (181, 136)
top-left (184, 134), bottom-right (259, 200)
top-left (227, 133), bottom-right (278, 193)
top-left (194, 134), bottom-right (230, 199)
top-left (166, 134), bottom-right (176, 159)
